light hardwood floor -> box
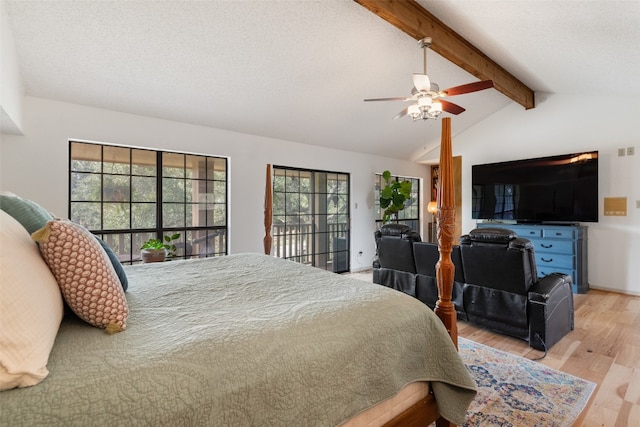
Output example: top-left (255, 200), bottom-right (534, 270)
top-left (346, 270), bottom-right (640, 427)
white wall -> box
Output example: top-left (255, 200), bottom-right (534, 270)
top-left (0, 1), bottom-right (24, 134)
top-left (453, 93), bottom-right (640, 295)
top-left (0, 96), bottom-right (428, 271)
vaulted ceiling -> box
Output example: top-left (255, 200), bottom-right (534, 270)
top-left (4, 1), bottom-right (639, 162)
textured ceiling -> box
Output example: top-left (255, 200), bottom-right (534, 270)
top-left (4, 0), bottom-right (639, 162)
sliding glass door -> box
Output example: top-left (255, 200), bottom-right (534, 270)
top-left (272, 166), bottom-right (350, 273)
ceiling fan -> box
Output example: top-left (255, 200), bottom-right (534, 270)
top-left (364, 37), bottom-right (494, 121)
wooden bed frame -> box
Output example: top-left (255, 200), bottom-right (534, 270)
top-left (264, 117), bottom-right (459, 427)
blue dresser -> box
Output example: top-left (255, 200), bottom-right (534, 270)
top-left (476, 223), bottom-right (589, 293)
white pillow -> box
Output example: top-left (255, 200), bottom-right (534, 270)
top-left (0, 210), bottom-right (63, 390)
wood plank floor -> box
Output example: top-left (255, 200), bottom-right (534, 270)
top-left (346, 271), bottom-right (640, 426)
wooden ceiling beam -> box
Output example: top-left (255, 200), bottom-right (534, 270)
top-left (354, 0), bottom-right (535, 109)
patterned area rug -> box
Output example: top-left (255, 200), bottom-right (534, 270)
top-left (459, 338), bottom-right (596, 427)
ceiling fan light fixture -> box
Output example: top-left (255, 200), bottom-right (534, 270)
top-left (418, 96), bottom-right (432, 110)
top-left (408, 104), bottom-right (421, 120)
top-left (407, 97), bottom-right (441, 121)
top-left (430, 101), bottom-right (443, 116)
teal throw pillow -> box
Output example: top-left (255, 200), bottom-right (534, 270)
top-left (0, 192), bottom-right (54, 234)
top-left (95, 237), bottom-right (129, 292)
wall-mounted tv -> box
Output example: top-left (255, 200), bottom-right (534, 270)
top-left (472, 151), bottom-right (599, 223)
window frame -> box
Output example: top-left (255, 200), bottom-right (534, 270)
top-left (374, 173), bottom-right (421, 231)
top-left (68, 140), bottom-right (228, 263)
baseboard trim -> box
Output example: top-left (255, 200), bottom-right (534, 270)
top-left (349, 267), bottom-right (373, 274)
top-left (588, 284), bottom-right (640, 297)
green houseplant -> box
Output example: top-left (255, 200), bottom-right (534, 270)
top-left (140, 233), bottom-right (181, 263)
top-left (379, 170), bottom-right (412, 223)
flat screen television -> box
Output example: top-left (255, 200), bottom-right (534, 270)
top-left (472, 151), bottom-right (599, 223)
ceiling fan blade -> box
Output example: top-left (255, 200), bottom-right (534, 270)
top-left (393, 107), bottom-right (409, 120)
top-left (412, 74), bottom-right (431, 92)
top-left (442, 80), bottom-right (494, 97)
top-left (441, 100), bottom-right (466, 115)
top-left (364, 97), bottom-right (407, 102)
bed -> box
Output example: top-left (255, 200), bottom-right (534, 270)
top-left (1, 251), bottom-right (475, 426)
top-left (1, 118), bottom-right (472, 426)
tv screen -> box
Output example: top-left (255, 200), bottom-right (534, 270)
top-left (472, 151), bottom-right (599, 223)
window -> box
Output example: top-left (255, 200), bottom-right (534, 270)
top-left (272, 166), bottom-right (350, 273)
top-left (374, 173), bottom-right (421, 231)
top-left (69, 141), bottom-right (227, 263)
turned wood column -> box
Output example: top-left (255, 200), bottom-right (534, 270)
top-left (434, 117), bottom-right (458, 349)
top-left (264, 164), bottom-right (273, 255)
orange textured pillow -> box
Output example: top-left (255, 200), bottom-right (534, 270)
top-left (32, 219), bottom-right (128, 333)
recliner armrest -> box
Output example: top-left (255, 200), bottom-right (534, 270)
top-left (528, 272), bottom-right (574, 351)
top-left (529, 272), bottom-right (573, 302)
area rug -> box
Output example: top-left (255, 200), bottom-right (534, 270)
top-left (458, 338), bottom-right (596, 427)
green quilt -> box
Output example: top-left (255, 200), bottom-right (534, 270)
top-left (1, 254), bottom-right (476, 426)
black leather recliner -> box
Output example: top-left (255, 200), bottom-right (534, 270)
top-left (459, 228), bottom-right (574, 351)
top-left (373, 224), bottom-right (421, 297)
top-left (373, 226), bottom-right (575, 351)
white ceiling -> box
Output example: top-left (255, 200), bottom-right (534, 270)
top-left (4, 0), bottom-right (640, 162)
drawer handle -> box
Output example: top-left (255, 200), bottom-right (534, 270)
top-left (541, 257), bottom-right (553, 263)
top-left (541, 243), bottom-right (553, 248)
top-left (555, 232), bottom-right (562, 236)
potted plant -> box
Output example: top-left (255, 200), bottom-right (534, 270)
top-left (379, 170), bottom-right (412, 223)
top-left (140, 233), bottom-right (181, 263)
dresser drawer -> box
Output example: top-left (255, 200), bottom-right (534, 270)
top-left (542, 228), bottom-right (575, 239)
top-left (515, 227), bottom-right (542, 238)
top-left (537, 265), bottom-right (574, 279)
top-left (532, 239), bottom-right (574, 255)
top-left (536, 253), bottom-right (574, 269)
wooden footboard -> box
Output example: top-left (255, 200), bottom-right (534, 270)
top-left (382, 393), bottom-right (442, 427)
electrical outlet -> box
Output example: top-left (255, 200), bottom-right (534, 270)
top-left (618, 148), bottom-right (626, 157)
top-left (637, 200), bottom-right (640, 209)
top-left (628, 146), bottom-right (635, 156)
